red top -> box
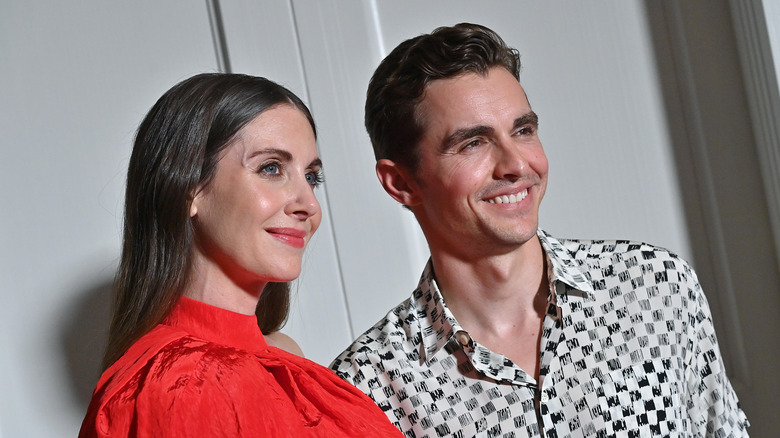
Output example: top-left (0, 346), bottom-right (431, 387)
top-left (79, 297), bottom-right (402, 437)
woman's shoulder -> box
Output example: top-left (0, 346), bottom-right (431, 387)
top-left (81, 326), bottom-right (247, 436)
top-left (82, 326), bottom-right (300, 437)
top-left (264, 331), bottom-right (304, 357)
top-left (95, 325), bottom-right (260, 404)
top-left (81, 325), bottom-right (404, 437)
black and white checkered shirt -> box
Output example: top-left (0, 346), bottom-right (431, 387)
top-left (330, 230), bottom-right (749, 437)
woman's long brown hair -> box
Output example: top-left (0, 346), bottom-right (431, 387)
top-left (103, 73), bottom-right (316, 369)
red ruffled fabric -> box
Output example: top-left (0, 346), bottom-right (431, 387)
top-left (79, 297), bottom-right (402, 437)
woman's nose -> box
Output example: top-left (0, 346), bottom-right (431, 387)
top-left (287, 176), bottom-right (321, 220)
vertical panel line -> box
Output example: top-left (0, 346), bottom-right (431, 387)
top-left (288, 0), bottom-right (355, 340)
top-left (206, 0), bottom-right (232, 73)
top-left (729, 0), bottom-right (780, 274)
top-left (664, 2), bottom-right (750, 387)
top-left (369, 0), bottom-right (386, 57)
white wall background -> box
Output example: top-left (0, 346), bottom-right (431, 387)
top-left (1, 1), bottom-right (778, 436)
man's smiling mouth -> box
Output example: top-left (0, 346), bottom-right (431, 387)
top-left (486, 189), bottom-right (528, 204)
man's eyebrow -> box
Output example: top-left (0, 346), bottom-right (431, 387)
top-left (442, 125), bottom-right (493, 152)
top-left (513, 111), bottom-right (539, 130)
top-left (441, 111), bottom-right (539, 152)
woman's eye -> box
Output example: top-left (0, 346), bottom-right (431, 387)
top-left (306, 170), bottom-right (324, 187)
top-left (259, 162), bottom-right (281, 175)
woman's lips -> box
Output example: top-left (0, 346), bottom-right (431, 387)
top-left (266, 227), bottom-right (306, 249)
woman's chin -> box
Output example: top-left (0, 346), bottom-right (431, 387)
top-left (262, 267), bottom-right (302, 283)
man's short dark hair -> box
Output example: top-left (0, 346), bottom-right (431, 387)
top-left (365, 23), bottom-right (521, 172)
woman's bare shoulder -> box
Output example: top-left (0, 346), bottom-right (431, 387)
top-left (264, 332), bottom-right (304, 357)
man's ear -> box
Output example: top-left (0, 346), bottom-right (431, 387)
top-left (375, 159), bottom-right (420, 207)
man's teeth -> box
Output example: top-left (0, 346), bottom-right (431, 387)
top-left (487, 190), bottom-right (528, 204)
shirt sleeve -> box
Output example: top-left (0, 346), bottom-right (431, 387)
top-left (134, 343), bottom-right (304, 437)
top-left (683, 265), bottom-right (750, 437)
top-left (87, 340), bottom-right (285, 437)
top-left (83, 325), bottom-right (403, 437)
top-left (141, 362), bottom-right (243, 436)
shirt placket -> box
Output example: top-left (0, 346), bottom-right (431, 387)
top-left (538, 281), bottom-right (567, 436)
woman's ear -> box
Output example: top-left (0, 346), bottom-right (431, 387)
top-left (189, 187), bottom-right (203, 218)
top-left (375, 159), bottom-right (420, 207)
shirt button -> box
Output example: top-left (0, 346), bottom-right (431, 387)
top-left (455, 331), bottom-right (471, 346)
top-left (540, 392), bottom-right (549, 403)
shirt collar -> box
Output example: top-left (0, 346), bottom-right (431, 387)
top-left (415, 229), bottom-right (594, 363)
top-left (537, 229), bottom-right (595, 296)
top-left (414, 262), bottom-right (463, 364)
top-left (162, 296), bottom-right (269, 354)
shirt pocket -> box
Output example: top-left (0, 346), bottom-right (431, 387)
top-left (588, 358), bottom-right (687, 437)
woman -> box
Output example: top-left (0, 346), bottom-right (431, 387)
top-left (79, 73), bottom-right (402, 437)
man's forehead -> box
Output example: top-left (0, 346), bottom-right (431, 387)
top-left (418, 68), bottom-right (531, 132)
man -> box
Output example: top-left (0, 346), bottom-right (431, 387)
top-left (331, 23), bottom-right (749, 437)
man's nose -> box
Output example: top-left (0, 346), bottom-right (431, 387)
top-left (492, 140), bottom-right (527, 181)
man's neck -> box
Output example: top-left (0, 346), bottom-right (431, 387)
top-left (430, 234), bottom-right (548, 379)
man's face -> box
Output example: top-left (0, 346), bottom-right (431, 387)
top-left (408, 67), bottom-right (548, 259)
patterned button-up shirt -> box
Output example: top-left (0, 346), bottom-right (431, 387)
top-left (330, 230), bottom-right (749, 437)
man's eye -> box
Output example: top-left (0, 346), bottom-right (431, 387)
top-left (518, 126), bottom-right (536, 136)
top-left (461, 139), bottom-right (481, 151)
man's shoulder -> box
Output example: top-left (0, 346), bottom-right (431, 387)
top-left (330, 293), bottom-right (421, 377)
top-left (542, 231), bottom-right (700, 298)
top-left (547, 232), bottom-right (688, 267)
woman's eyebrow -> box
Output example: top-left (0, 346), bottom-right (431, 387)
top-left (247, 148), bottom-right (293, 161)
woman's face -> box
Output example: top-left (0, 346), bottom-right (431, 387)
top-left (189, 104), bottom-right (322, 294)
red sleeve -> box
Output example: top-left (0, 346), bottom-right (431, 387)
top-left (82, 337), bottom-right (292, 437)
top-left (134, 360), bottom-right (242, 436)
top-left (81, 332), bottom-right (403, 437)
